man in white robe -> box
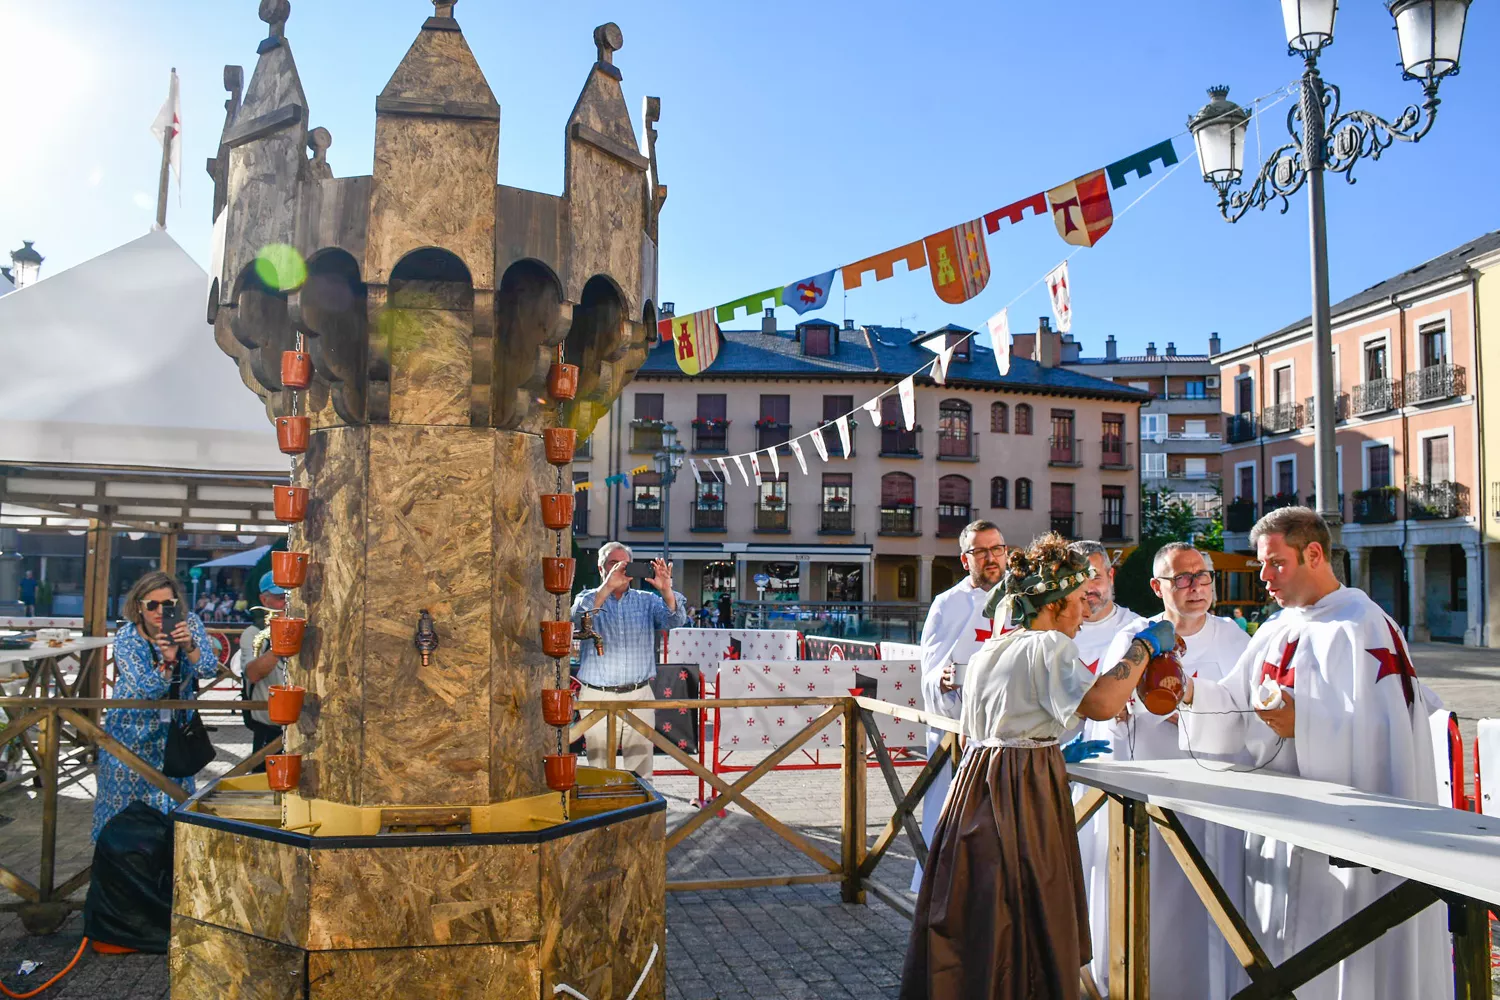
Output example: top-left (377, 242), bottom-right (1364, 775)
top-left (1095, 543), bottom-right (1250, 1000)
top-left (911, 520), bottom-right (1006, 893)
top-left (1065, 540), bottom-right (1145, 993)
top-left (1179, 507), bottom-right (1450, 1000)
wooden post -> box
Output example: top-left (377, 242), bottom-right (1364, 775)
top-left (840, 699), bottom-right (866, 904)
top-left (1449, 895), bottom-right (1493, 1000)
top-left (81, 516), bottom-right (113, 712)
top-left (155, 69), bottom-right (175, 230)
top-left (1108, 795), bottom-right (1150, 999)
top-left (38, 708), bottom-right (59, 898)
top-left (159, 528), bottom-right (179, 577)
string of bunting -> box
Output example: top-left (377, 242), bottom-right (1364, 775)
top-left (638, 90), bottom-right (1294, 498)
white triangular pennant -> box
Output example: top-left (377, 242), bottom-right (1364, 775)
top-left (861, 398), bottom-right (882, 431)
top-left (810, 426), bottom-right (829, 462)
top-left (1046, 260), bottom-right (1072, 334)
top-left (898, 376), bottom-right (916, 430)
top-left (789, 439), bottom-right (808, 475)
top-left (988, 307), bottom-right (1012, 376)
top-left (835, 415), bottom-right (852, 458)
top-left (918, 333), bottom-right (957, 385)
top-left (767, 448), bottom-right (780, 479)
top-left (688, 458), bottom-right (702, 484)
top-left (715, 457), bottom-right (732, 485)
top-left (749, 453), bottom-right (763, 486)
top-left (730, 455), bottom-right (750, 487)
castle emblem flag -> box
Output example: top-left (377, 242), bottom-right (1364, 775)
top-left (658, 309), bottom-right (720, 376)
top-left (923, 220), bottom-right (991, 304)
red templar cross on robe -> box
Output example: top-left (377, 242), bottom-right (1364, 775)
top-left (1369, 620), bottom-right (1418, 707)
top-left (1260, 638), bottom-right (1299, 688)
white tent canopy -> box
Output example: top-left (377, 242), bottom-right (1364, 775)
top-left (0, 230), bottom-right (282, 474)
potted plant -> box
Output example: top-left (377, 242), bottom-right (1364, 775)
top-left (825, 496), bottom-right (847, 510)
top-left (763, 495), bottom-right (785, 508)
top-left (753, 417), bottom-right (784, 429)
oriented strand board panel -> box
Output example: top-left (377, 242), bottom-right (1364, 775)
top-left (386, 297), bottom-right (473, 426)
top-left (539, 812), bottom-right (667, 999)
top-left (173, 823), bottom-right (310, 948)
top-left (307, 842), bottom-right (541, 950)
top-left (293, 424), bottom-right (368, 805)
top-left (307, 942), bottom-right (541, 1000)
top-left (169, 915), bottom-right (307, 1000)
top-left (490, 430), bottom-right (556, 800)
top-left (361, 424), bottom-right (494, 805)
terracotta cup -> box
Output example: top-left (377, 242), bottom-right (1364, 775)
top-left (281, 350), bottom-right (312, 390)
top-left (275, 415), bottom-right (310, 455)
top-left (539, 621), bottom-right (573, 659)
top-left (265, 753), bottom-right (302, 792)
top-left (269, 617), bottom-right (307, 656)
top-left (547, 362), bottom-right (580, 401)
top-left (273, 486), bottom-right (309, 524)
top-left (542, 557), bottom-right (576, 595)
top-left (543, 427), bottom-right (576, 465)
top-left (544, 753), bottom-right (578, 792)
top-left (1137, 640), bottom-right (1188, 716)
top-left (541, 688), bottom-right (574, 727)
top-left (540, 493), bottom-right (575, 531)
top-left (271, 551), bottom-right (310, 589)
top-left (267, 685), bottom-right (306, 726)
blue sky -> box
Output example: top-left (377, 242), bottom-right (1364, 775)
top-left (2, 1), bottom-right (1494, 358)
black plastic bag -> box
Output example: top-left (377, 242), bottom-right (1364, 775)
top-left (82, 803), bottom-right (174, 953)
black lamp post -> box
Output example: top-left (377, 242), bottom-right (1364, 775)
top-left (1188, 0), bottom-right (1470, 547)
top-left (6, 241), bottom-right (44, 289)
top-left (654, 422), bottom-right (686, 564)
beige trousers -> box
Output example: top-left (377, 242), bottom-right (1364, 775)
top-left (578, 682), bottom-right (655, 778)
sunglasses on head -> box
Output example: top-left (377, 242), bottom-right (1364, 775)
top-left (141, 599), bottom-right (178, 612)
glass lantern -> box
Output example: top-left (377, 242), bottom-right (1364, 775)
top-left (1280, 0), bottom-right (1338, 54)
top-left (1188, 88), bottom-right (1252, 188)
top-left (1387, 0), bottom-right (1470, 83)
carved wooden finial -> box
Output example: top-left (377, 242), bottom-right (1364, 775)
top-left (593, 23), bottom-right (623, 65)
top-left (432, 0), bottom-right (456, 17)
top-left (307, 127), bottom-right (333, 179)
top-left (259, 0), bottom-right (290, 38)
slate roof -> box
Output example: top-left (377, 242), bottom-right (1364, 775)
top-left (1265, 229), bottom-right (1500, 340)
top-left (639, 319), bottom-right (1146, 402)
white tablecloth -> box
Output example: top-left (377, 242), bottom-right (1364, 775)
top-left (715, 659), bottom-right (923, 751)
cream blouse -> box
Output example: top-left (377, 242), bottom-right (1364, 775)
top-left (960, 628), bottom-right (1095, 741)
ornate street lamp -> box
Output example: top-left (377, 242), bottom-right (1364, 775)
top-left (653, 422), bottom-right (686, 564)
top-left (1187, 0), bottom-right (1468, 550)
top-left (7, 241), bottom-right (44, 289)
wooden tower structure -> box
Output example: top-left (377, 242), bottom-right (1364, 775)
top-left (170, 1), bottom-right (669, 995)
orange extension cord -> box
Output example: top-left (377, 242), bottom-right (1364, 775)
top-left (0, 938), bottom-right (88, 999)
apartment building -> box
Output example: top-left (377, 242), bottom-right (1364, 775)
top-left (1216, 230), bottom-right (1500, 646)
top-left (577, 314), bottom-right (1145, 608)
top-left (1061, 333), bottom-right (1225, 523)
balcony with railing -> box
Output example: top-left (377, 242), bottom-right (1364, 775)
top-left (937, 429), bottom-right (979, 461)
top-left (1225, 499), bottom-right (1257, 533)
top-left (692, 420), bottom-right (729, 453)
top-left (754, 500), bottom-right (790, 532)
top-left (819, 501), bottom-right (854, 534)
top-left (936, 505), bottom-right (972, 538)
top-left (1404, 364), bottom-right (1466, 405)
top-left (1263, 492), bottom-right (1301, 515)
top-left (1261, 403), bottom-right (1304, 435)
top-left (1100, 512), bottom-right (1132, 543)
top-left (1352, 487), bottom-right (1399, 525)
top-left (627, 500), bottom-right (662, 530)
top-left (692, 502), bottom-right (726, 531)
top-left (756, 421), bottom-right (791, 450)
top-left (572, 496), bottom-right (590, 537)
top-left (1226, 415), bottom-right (1257, 444)
top-left (1099, 438), bottom-right (1131, 469)
top-left (880, 426), bottom-right (922, 458)
top-left (1048, 436), bottom-right (1082, 468)
top-left (878, 505), bottom-right (921, 536)
top-left (629, 421), bottom-right (663, 453)
top-left (1301, 392), bottom-right (1350, 426)
top-left (1407, 480), bottom-right (1469, 520)
top-left (1049, 509), bottom-right (1081, 538)
top-left (824, 423), bottom-right (855, 459)
top-left (1352, 378), bottom-right (1401, 416)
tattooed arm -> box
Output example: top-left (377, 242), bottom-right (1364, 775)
top-left (1076, 638), bottom-right (1153, 721)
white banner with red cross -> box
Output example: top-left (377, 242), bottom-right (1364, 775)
top-left (715, 660), bottom-right (924, 750)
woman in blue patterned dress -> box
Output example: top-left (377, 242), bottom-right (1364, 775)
top-left (92, 571), bottom-right (219, 840)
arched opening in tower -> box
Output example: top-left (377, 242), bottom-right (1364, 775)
top-left (383, 248), bottom-right (474, 425)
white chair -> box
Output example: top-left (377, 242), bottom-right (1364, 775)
top-left (1476, 719), bottom-right (1500, 817)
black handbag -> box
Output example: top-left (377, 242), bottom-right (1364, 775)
top-left (161, 658), bottom-right (215, 779)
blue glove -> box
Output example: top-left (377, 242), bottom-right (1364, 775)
top-left (1063, 736), bottom-right (1112, 763)
top-left (1133, 620), bottom-right (1177, 659)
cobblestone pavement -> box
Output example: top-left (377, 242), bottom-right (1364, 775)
top-left (2, 641), bottom-right (1498, 998)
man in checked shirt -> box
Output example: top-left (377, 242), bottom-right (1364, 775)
top-left (569, 541), bottom-right (688, 777)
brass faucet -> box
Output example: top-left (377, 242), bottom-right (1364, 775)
top-left (574, 609), bottom-right (604, 656)
top-left (414, 610), bottom-right (439, 666)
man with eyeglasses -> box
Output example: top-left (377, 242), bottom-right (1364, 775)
top-left (1092, 542), bottom-right (1250, 1000)
top-left (910, 519), bottom-right (1006, 893)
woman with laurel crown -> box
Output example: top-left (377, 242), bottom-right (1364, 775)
top-left (900, 533), bottom-right (1178, 1000)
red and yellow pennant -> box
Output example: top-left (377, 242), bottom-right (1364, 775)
top-left (923, 219), bottom-right (991, 305)
top-left (658, 309), bottom-right (721, 376)
top-left (1047, 170), bottom-right (1114, 248)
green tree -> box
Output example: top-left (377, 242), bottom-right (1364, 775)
top-left (1114, 541), bottom-right (1165, 619)
top-left (1140, 486), bottom-right (1197, 542)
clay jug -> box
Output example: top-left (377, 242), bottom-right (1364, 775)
top-left (269, 617), bottom-right (307, 656)
top-left (1137, 638), bottom-right (1188, 716)
top-left (271, 551), bottom-right (309, 589)
top-left (540, 493), bottom-right (575, 531)
top-left (542, 557), bottom-right (576, 595)
top-left (281, 351), bottom-right (312, 390)
top-left (544, 753), bottom-right (577, 792)
top-left (541, 688), bottom-right (574, 727)
top-left (276, 415), bottom-right (310, 454)
top-left (273, 486), bottom-right (309, 524)
top-left (548, 363), bottom-right (580, 401)
top-left (543, 428), bottom-right (576, 465)
top-left (539, 621), bottom-right (573, 659)
top-left (266, 753), bottom-right (302, 792)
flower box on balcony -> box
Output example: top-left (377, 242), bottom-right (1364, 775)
top-left (635, 496), bottom-right (660, 508)
top-left (762, 496), bottom-right (785, 508)
top-left (630, 418), bottom-right (664, 429)
top-left (825, 497), bottom-right (847, 510)
top-left (691, 417), bottom-right (729, 429)
top-left (753, 417), bottom-right (786, 429)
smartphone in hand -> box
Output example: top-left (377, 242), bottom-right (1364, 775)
top-left (159, 602), bottom-right (183, 639)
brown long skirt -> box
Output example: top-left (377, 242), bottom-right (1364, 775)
top-left (900, 743), bottom-right (1090, 1000)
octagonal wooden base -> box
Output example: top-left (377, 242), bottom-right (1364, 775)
top-left (168, 774), bottom-right (666, 999)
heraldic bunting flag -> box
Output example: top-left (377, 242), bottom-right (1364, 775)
top-left (1047, 169), bottom-right (1114, 248)
top-left (923, 220), bottom-right (991, 304)
top-left (783, 269), bottom-right (836, 315)
top-left (658, 309), bottom-right (720, 376)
